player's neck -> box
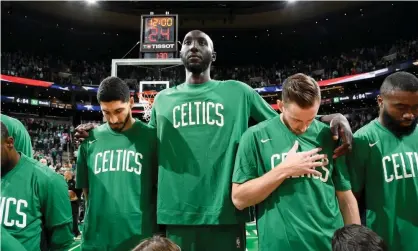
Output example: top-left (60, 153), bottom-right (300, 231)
top-left (121, 117), bottom-right (136, 132)
top-left (378, 115), bottom-right (386, 128)
top-left (185, 71), bottom-right (211, 84)
top-left (2, 150), bottom-right (20, 176)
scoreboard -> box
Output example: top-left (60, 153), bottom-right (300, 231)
top-left (140, 14), bottom-right (179, 59)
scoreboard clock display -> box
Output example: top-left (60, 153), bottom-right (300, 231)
top-left (140, 14), bottom-right (178, 54)
top-left (143, 52), bottom-right (175, 59)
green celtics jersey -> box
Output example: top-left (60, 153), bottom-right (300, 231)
top-left (1, 153), bottom-right (74, 251)
top-left (0, 114), bottom-right (33, 157)
top-left (233, 116), bottom-right (351, 251)
top-left (1, 226), bottom-right (27, 251)
top-left (149, 80), bottom-right (278, 225)
top-left (76, 120), bottom-right (158, 251)
top-left (347, 119), bottom-right (418, 251)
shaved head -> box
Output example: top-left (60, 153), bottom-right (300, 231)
top-left (183, 30), bottom-right (214, 51)
top-left (180, 30), bottom-right (216, 77)
top-left (380, 71), bottom-right (418, 96)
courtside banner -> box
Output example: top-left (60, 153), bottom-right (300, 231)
top-left (254, 68), bottom-right (388, 93)
top-left (1, 74), bottom-right (137, 94)
top-left (1, 74), bottom-right (53, 87)
top-left (254, 59), bottom-right (416, 93)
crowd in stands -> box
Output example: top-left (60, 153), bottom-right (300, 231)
top-left (13, 116), bottom-right (76, 174)
top-left (1, 34), bottom-right (410, 173)
top-left (1, 38), bottom-right (417, 88)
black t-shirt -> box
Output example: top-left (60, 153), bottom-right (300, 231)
top-left (67, 178), bottom-right (82, 199)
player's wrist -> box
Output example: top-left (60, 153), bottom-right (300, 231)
top-left (273, 163), bottom-right (291, 181)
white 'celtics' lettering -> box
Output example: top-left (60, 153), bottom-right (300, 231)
top-left (382, 152), bottom-right (418, 183)
top-left (270, 153), bottom-right (330, 182)
top-left (94, 150), bottom-right (143, 175)
top-left (0, 197), bottom-right (28, 228)
top-left (173, 102), bottom-right (224, 128)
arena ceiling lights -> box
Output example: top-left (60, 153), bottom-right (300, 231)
top-left (85, 0), bottom-right (97, 5)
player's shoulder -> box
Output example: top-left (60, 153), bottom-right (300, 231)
top-left (132, 119), bottom-right (156, 133)
top-left (153, 84), bottom-right (180, 99)
top-left (21, 153), bottom-right (59, 180)
top-left (244, 116), bottom-right (278, 139)
top-left (305, 120), bottom-right (336, 144)
top-left (87, 123), bottom-right (108, 139)
top-left (354, 119), bottom-right (378, 139)
top-left (93, 123), bottom-right (109, 132)
top-left (312, 119), bottom-right (333, 135)
top-left (1, 114), bottom-right (25, 130)
top-left (219, 79), bottom-right (253, 91)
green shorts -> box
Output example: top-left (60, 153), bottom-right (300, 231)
top-left (166, 224), bottom-right (246, 251)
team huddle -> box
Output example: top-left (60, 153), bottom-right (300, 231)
top-left (1, 30), bottom-right (418, 251)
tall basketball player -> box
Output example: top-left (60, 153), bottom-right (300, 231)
top-left (347, 71), bottom-right (418, 251)
top-left (1, 122), bottom-right (74, 250)
top-left (75, 77), bottom-right (159, 251)
top-left (75, 30), bottom-right (353, 251)
top-left (232, 74), bottom-right (360, 251)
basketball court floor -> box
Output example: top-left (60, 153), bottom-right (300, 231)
top-left (67, 222), bottom-right (259, 251)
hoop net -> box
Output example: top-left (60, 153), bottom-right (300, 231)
top-left (139, 91), bottom-right (158, 122)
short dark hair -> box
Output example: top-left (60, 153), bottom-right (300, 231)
top-left (332, 224), bottom-right (387, 251)
top-left (282, 73), bottom-right (321, 108)
top-left (380, 71), bottom-right (418, 96)
top-left (1, 121), bottom-right (9, 140)
top-left (97, 76), bottom-right (130, 103)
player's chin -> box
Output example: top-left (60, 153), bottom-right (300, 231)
top-left (293, 130), bottom-right (304, 135)
top-left (186, 64), bottom-right (204, 74)
top-left (110, 125), bottom-right (123, 131)
top-left (399, 121), bottom-right (414, 127)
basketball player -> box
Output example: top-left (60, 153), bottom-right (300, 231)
top-left (0, 114), bottom-right (33, 157)
top-left (232, 74), bottom-right (360, 251)
top-left (332, 224), bottom-right (387, 251)
top-left (347, 71), bottom-right (418, 251)
top-left (75, 30), bottom-right (353, 251)
top-left (0, 122), bottom-right (74, 250)
top-left (75, 76), bottom-right (159, 251)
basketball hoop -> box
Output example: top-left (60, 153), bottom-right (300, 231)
top-left (138, 91), bottom-right (158, 122)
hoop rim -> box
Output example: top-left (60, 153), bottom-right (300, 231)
top-left (138, 91), bottom-right (158, 105)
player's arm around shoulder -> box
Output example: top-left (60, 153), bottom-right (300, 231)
top-left (42, 173), bottom-right (74, 250)
top-left (76, 139), bottom-right (91, 204)
top-left (241, 81), bottom-right (278, 122)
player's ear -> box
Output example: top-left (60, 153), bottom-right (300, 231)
top-left (212, 51), bottom-right (217, 62)
top-left (6, 136), bottom-right (14, 149)
top-left (277, 100), bottom-right (284, 113)
top-left (377, 95), bottom-right (383, 108)
top-left (129, 97), bottom-right (134, 108)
